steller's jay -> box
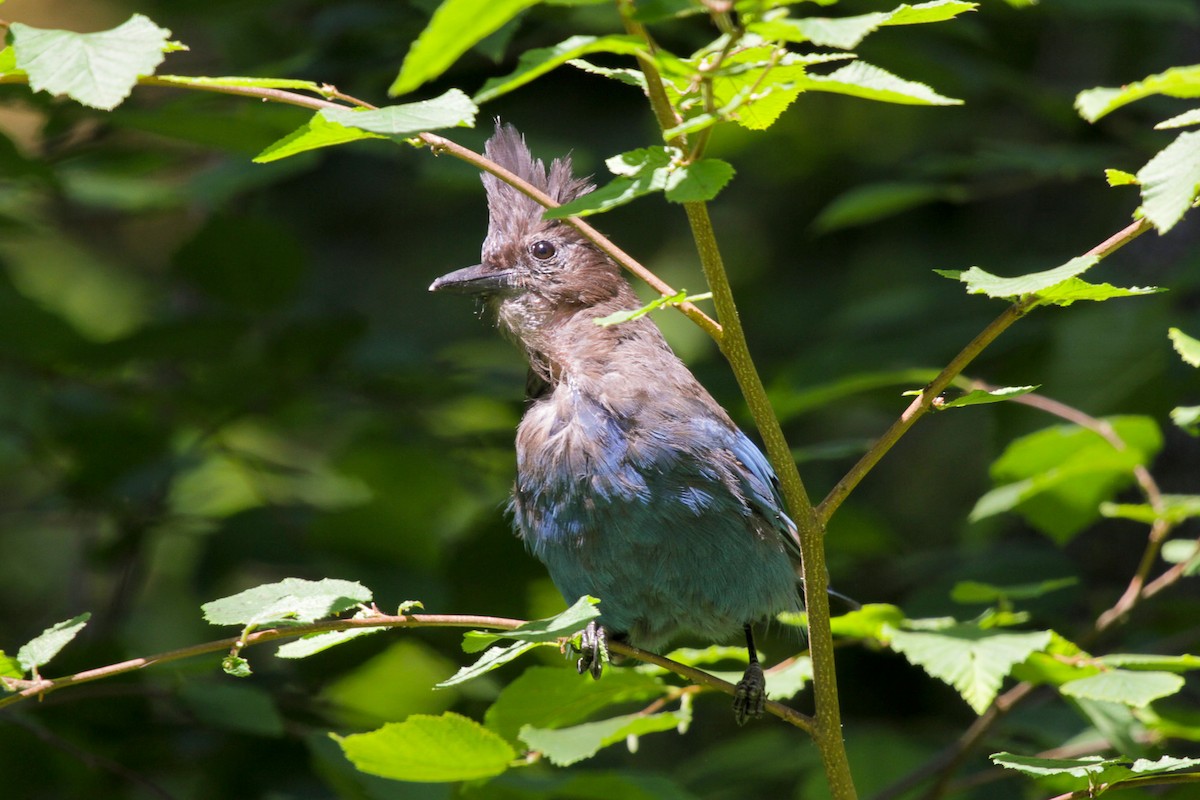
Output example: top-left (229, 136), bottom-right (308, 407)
top-left (430, 124), bottom-right (802, 723)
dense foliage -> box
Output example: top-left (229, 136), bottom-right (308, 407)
top-left (1, 0), bottom-right (1198, 798)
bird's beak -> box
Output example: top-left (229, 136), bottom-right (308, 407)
top-left (429, 263), bottom-right (515, 295)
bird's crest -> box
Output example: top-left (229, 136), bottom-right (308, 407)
top-left (482, 123), bottom-right (593, 243)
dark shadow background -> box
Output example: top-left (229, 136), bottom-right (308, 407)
top-left (1, 0), bottom-right (1198, 797)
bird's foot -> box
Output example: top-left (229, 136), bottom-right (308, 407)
top-left (733, 661), bottom-right (766, 725)
top-left (575, 621), bottom-right (607, 680)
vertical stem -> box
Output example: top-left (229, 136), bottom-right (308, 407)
top-left (685, 203), bottom-right (856, 800)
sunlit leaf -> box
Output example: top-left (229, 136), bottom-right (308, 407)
top-left (391, 0), bottom-right (542, 96)
top-left (461, 595), bottom-right (600, 652)
top-left (1101, 495), bottom-right (1200, 525)
top-left (1161, 539), bottom-right (1200, 575)
top-left (803, 61), bottom-right (962, 106)
top-left (336, 713), bottom-right (516, 782)
top-left (1105, 168), bottom-right (1138, 186)
top-left (201, 578), bottom-right (371, 627)
top-left (1060, 670), bottom-right (1185, 707)
top-left (935, 385), bottom-right (1039, 409)
top-left (16, 613), bottom-right (91, 672)
top-left (322, 90), bottom-right (478, 135)
top-left (12, 14), bottom-right (174, 110)
top-left (1137, 130), bottom-right (1200, 233)
top-left (1076, 64), bottom-right (1200, 123)
top-left (1157, 108), bottom-right (1200, 129)
top-left (1169, 327), bottom-right (1200, 367)
top-left (254, 114), bottom-right (386, 163)
top-left (520, 705), bottom-right (691, 766)
top-left (474, 35), bottom-right (646, 103)
top-left (749, 1), bottom-right (977, 50)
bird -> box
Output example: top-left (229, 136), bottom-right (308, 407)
top-left (429, 123), bottom-right (803, 723)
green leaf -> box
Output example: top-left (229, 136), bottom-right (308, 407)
top-left (254, 113), bottom-right (386, 164)
top-left (276, 626), bottom-right (386, 659)
top-left (12, 14), bottom-right (173, 110)
top-left (1098, 653), bottom-right (1200, 673)
top-left (765, 656), bottom-right (813, 701)
top-left (0, 651), bottom-right (22, 679)
top-left (474, 35), bottom-right (646, 103)
top-left (321, 90), bottom-right (478, 135)
top-left (201, 578), bottom-right (371, 627)
top-left (566, 58), bottom-right (646, 88)
top-left (222, 655), bottom-right (253, 677)
top-left (1161, 539), bottom-right (1200, 575)
top-left (153, 74), bottom-right (325, 92)
top-left (887, 624), bottom-right (1052, 714)
top-left (990, 752), bottom-right (1125, 778)
top-left (461, 595), bottom-right (601, 652)
top-left (595, 290), bottom-right (713, 327)
top-left (484, 666), bottom-right (668, 743)
top-left (1060, 670), bottom-right (1185, 707)
top-left (1010, 632), bottom-right (1097, 687)
top-left (829, 603), bottom-right (907, 640)
top-left (0, 46), bottom-right (24, 76)
top-left (938, 255), bottom-right (1099, 299)
top-left (437, 641), bottom-right (541, 688)
top-left (1171, 405), bottom-right (1200, 435)
top-left (520, 705), bottom-right (691, 767)
top-left (1101, 495), bottom-right (1200, 525)
top-left (803, 61), bottom-right (962, 106)
top-left (1105, 168), bottom-right (1139, 186)
top-left (951, 577), bottom-right (1077, 604)
top-left (391, 0), bottom-right (542, 96)
top-left (1157, 108), bottom-right (1200, 129)
top-left (336, 712), bottom-right (516, 782)
top-left (1137, 129), bottom-right (1200, 233)
top-left (1169, 327), bottom-right (1200, 367)
top-left (1075, 64), bottom-right (1200, 123)
top-left (664, 159), bottom-right (736, 202)
top-left (935, 385), bottom-right (1039, 409)
top-left (813, 181), bottom-right (964, 231)
top-left (1032, 278), bottom-right (1163, 306)
top-left (749, 1), bottom-right (977, 50)
top-left (972, 416), bottom-right (1163, 543)
top-left (16, 613), bottom-right (91, 672)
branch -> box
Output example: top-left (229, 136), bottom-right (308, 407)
top-left (0, 611), bottom-right (814, 732)
top-left (818, 215), bottom-right (1153, 524)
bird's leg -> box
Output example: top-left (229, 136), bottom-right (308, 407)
top-left (733, 623), bottom-right (767, 725)
top-left (575, 620), bottom-right (608, 680)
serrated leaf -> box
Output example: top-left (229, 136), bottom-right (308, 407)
top-left (1137, 129), bottom-right (1200, 233)
top-left (12, 14), bottom-right (173, 110)
top-left (276, 626), bottom-right (385, 659)
top-left (936, 385), bottom-right (1039, 409)
top-left (749, 1), bottom-right (977, 50)
top-left (520, 705), bottom-right (691, 766)
top-left (1032, 277), bottom-right (1162, 306)
top-left (484, 666), bottom-right (667, 743)
top-left (1060, 670), bottom-right (1185, 707)
top-left (0, 46), bottom-right (23, 76)
top-left (474, 35), bottom-right (646, 103)
top-left (1157, 108), bottom-right (1200, 129)
top-left (1172, 405), bottom-right (1200, 435)
top-left (321, 89), bottom-right (477, 135)
top-left (765, 656), bottom-right (813, 700)
top-left (941, 255), bottom-right (1099, 299)
top-left (437, 642), bottom-right (541, 688)
top-left (595, 290), bottom-right (713, 327)
top-left (1169, 327), bottom-right (1200, 367)
top-left (337, 713), bottom-right (516, 782)
top-left (16, 613), bottom-right (91, 672)
top-left (391, 0), bottom-right (541, 96)
top-left (202, 578), bottom-right (371, 627)
top-left (1101, 495), bottom-right (1200, 525)
top-left (1161, 539), bottom-right (1200, 575)
top-left (951, 577), bottom-right (1077, 604)
top-left (254, 113), bottom-right (386, 163)
top-left (804, 61), bottom-right (962, 106)
top-left (222, 655), bottom-right (253, 677)
top-left (566, 58), bottom-right (646, 88)
top-left (887, 624), bottom-right (1052, 713)
top-left (664, 159), bottom-right (735, 202)
top-left (461, 595), bottom-right (601, 653)
top-left (1105, 168), bottom-right (1138, 185)
top-left (990, 752), bottom-right (1125, 778)
top-left (1076, 64), bottom-right (1200, 123)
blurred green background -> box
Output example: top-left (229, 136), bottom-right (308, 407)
top-left (1, 0), bottom-right (1198, 797)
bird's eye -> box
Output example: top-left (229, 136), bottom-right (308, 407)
top-left (530, 240), bottom-right (556, 260)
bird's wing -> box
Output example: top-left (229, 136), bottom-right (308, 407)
top-left (728, 429), bottom-right (803, 563)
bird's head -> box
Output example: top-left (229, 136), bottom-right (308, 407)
top-left (430, 124), bottom-right (633, 342)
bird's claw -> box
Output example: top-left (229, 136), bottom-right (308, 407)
top-left (575, 621), bottom-right (607, 680)
top-left (733, 661), bottom-right (766, 725)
